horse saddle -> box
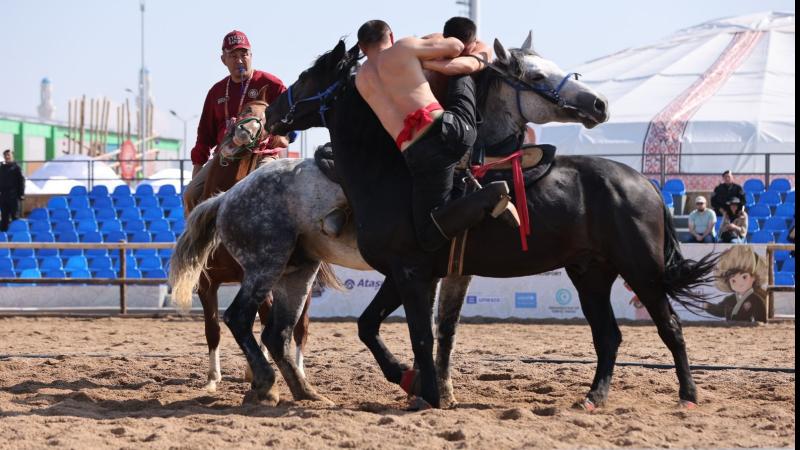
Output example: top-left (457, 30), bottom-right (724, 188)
top-left (454, 143), bottom-right (557, 189)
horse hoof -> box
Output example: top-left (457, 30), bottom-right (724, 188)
top-left (579, 398), bottom-right (596, 412)
top-left (204, 380), bottom-right (218, 393)
top-left (679, 400), bottom-right (698, 409)
top-left (406, 396), bottom-right (434, 412)
top-left (242, 388), bottom-right (279, 407)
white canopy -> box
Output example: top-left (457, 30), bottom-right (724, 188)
top-left (535, 12), bottom-right (795, 176)
top-left (138, 168), bottom-right (192, 191)
top-left (28, 154), bottom-right (124, 194)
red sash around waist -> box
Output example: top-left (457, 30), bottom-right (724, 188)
top-left (395, 102), bottom-right (443, 150)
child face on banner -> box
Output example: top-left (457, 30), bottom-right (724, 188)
top-left (728, 271), bottom-right (755, 294)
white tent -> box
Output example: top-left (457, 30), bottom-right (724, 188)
top-left (28, 154), bottom-right (125, 194)
top-left (535, 12), bottom-right (795, 182)
top-left (138, 168), bottom-right (192, 192)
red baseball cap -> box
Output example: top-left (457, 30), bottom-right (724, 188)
top-left (222, 30), bottom-right (251, 52)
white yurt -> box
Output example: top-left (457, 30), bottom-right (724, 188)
top-left (535, 11), bottom-right (795, 189)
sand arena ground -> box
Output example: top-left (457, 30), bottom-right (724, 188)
top-left (0, 317), bottom-right (794, 449)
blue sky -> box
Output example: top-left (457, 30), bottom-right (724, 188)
top-left (0, 0), bottom-right (794, 156)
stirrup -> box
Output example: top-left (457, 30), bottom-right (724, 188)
top-left (491, 195), bottom-right (520, 228)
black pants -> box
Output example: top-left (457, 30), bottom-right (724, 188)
top-left (403, 75), bottom-right (478, 251)
top-left (0, 195), bottom-right (19, 232)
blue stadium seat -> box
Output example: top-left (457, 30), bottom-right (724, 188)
top-left (75, 220), bottom-right (99, 235)
top-left (743, 179), bottom-right (766, 195)
top-left (89, 256), bottom-right (113, 271)
top-left (143, 269), bottom-right (168, 279)
top-left (100, 220), bottom-right (123, 234)
top-left (112, 256), bottom-right (139, 271)
top-left (762, 217), bottom-right (788, 232)
top-left (113, 196), bottom-right (136, 209)
top-left (103, 230), bottom-right (127, 243)
top-left (768, 178), bottom-right (792, 194)
top-left (137, 195), bottom-right (159, 209)
top-left (47, 197), bottom-right (69, 210)
top-left (775, 250), bottom-right (791, 263)
top-left (72, 208), bottom-right (96, 221)
top-left (64, 256), bottom-right (89, 272)
top-left (749, 230), bottom-right (774, 243)
top-left (780, 258), bottom-right (795, 274)
top-left (28, 208), bottom-right (49, 222)
top-left (56, 231), bottom-right (82, 257)
top-left (48, 208), bottom-right (71, 222)
top-left (135, 184), bottom-right (154, 197)
top-left (39, 256), bottom-right (63, 271)
top-left (748, 204), bottom-right (771, 219)
top-left (91, 196), bottom-right (114, 209)
top-left (161, 257), bottom-right (170, 272)
top-left (129, 231), bottom-right (156, 258)
top-left (69, 186), bottom-right (89, 197)
top-left (744, 192), bottom-right (756, 208)
top-left (94, 208), bottom-right (117, 221)
top-left (141, 208), bottom-right (164, 221)
top-left (53, 221), bottom-right (76, 236)
top-left (151, 231), bottom-right (176, 242)
top-left (171, 220), bottom-right (185, 235)
top-left (29, 221), bottom-right (52, 234)
top-left (80, 231), bottom-right (107, 257)
top-left (785, 191), bottom-right (795, 204)
top-left (148, 219), bottom-right (170, 233)
top-left (44, 270), bottom-right (67, 279)
top-left (0, 232), bottom-right (6, 242)
top-left (32, 232), bottom-right (57, 258)
top-left (662, 192), bottom-right (673, 206)
top-left (777, 229), bottom-right (791, 244)
top-left (90, 185), bottom-right (109, 197)
top-left (8, 220), bottom-right (28, 233)
top-left (118, 208), bottom-right (141, 221)
top-left (158, 248), bottom-right (173, 259)
top-left (93, 269), bottom-right (117, 279)
top-left (159, 195), bottom-right (182, 208)
top-left (66, 269), bottom-right (91, 278)
top-left (0, 268), bottom-right (15, 278)
top-left (68, 196), bottom-right (91, 210)
top-left (32, 231), bottom-right (55, 242)
top-left (112, 185), bottom-right (131, 197)
top-left (757, 191), bottom-right (782, 208)
top-left (774, 273), bottom-right (794, 286)
top-left (11, 248), bottom-right (34, 260)
top-left (129, 231), bottom-right (151, 243)
top-left (0, 258), bottom-right (13, 271)
top-left (119, 268), bottom-right (142, 279)
top-left (11, 232), bottom-right (31, 242)
top-left (164, 207), bottom-right (184, 221)
top-left (157, 185), bottom-right (177, 197)
top-left (138, 256), bottom-right (162, 271)
top-left (14, 257), bottom-right (38, 271)
top-left (124, 219), bottom-right (146, 234)
top-left (20, 268), bottom-right (42, 279)
top-left (774, 203), bottom-right (795, 219)
top-left (662, 179), bottom-right (686, 195)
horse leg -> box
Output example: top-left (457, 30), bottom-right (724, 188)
top-left (357, 275), bottom-right (407, 385)
top-left (223, 271), bottom-right (281, 406)
top-left (262, 264), bottom-right (330, 404)
top-left (245, 295), bottom-right (273, 383)
top-left (292, 292), bottom-right (312, 377)
top-left (435, 274), bottom-right (471, 408)
top-left (393, 265), bottom-right (440, 409)
top-left (198, 276), bottom-right (223, 392)
top-left (565, 263), bottom-right (620, 410)
top-left (632, 282), bottom-right (698, 407)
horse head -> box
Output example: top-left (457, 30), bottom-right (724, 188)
top-left (484, 32), bottom-right (609, 130)
top-left (267, 40), bottom-right (360, 136)
top-left (217, 100), bottom-right (269, 159)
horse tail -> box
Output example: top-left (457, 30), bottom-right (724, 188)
top-left (315, 262), bottom-right (344, 291)
top-left (169, 195), bottom-right (224, 312)
top-left (661, 202), bottom-right (718, 315)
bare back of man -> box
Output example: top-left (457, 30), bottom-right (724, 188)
top-left (356, 36), bottom-right (464, 150)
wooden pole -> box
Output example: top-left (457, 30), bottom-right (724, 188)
top-left (119, 246), bottom-right (127, 314)
top-left (67, 99), bottom-right (72, 154)
top-left (78, 95), bottom-right (86, 155)
top-left (125, 99), bottom-right (131, 142)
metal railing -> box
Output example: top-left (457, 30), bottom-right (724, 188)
top-left (765, 243), bottom-right (796, 322)
top-left (0, 242), bottom-right (173, 314)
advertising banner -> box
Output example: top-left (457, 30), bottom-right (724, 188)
top-left (309, 244), bottom-right (790, 322)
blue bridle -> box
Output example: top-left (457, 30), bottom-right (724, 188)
top-left (280, 80), bottom-right (342, 128)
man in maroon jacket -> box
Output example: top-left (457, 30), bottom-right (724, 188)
top-left (183, 30), bottom-right (288, 212)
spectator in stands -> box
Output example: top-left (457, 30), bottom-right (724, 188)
top-left (706, 245), bottom-right (767, 322)
top-left (719, 197), bottom-right (748, 243)
top-left (0, 149), bottom-right (25, 232)
top-left (686, 195), bottom-right (716, 243)
top-left (183, 30), bottom-right (289, 213)
top-left (711, 170), bottom-right (745, 216)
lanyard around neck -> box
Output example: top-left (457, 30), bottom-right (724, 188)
top-left (225, 74), bottom-right (252, 119)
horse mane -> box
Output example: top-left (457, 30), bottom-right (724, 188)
top-left (475, 48), bottom-right (531, 114)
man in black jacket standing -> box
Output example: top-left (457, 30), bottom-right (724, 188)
top-left (0, 149), bottom-right (25, 232)
top-left (711, 170), bottom-right (746, 216)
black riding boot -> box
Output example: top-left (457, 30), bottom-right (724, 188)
top-left (430, 181), bottom-right (520, 240)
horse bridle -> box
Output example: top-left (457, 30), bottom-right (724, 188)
top-left (279, 79), bottom-right (342, 128)
top-left (471, 55), bottom-right (581, 122)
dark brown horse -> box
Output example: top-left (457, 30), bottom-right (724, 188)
top-left (191, 101), bottom-right (312, 392)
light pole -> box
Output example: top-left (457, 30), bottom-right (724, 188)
top-left (138, 0), bottom-right (147, 177)
top-left (169, 110), bottom-right (198, 161)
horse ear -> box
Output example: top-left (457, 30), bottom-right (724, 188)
top-left (494, 39), bottom-right (510, 65)
top-left (330, 40), bottom-right (346, 65)
top-left (521, 31), bottom-right (533, 52)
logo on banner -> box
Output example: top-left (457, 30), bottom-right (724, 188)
top-left (344, 279), bottom-right (355, 290)
top-left (515, 292), bottom-right (537, 309)
top-left (343, 278), bottom-right (383, 291)
top-left (465, 295), bottom-right (501, 305)
top-left (466, 295), bottom-right (477, 304)
top-left (555, 289), bottom-right (572, 305)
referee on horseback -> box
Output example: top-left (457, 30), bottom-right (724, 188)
top-left (184, 30), bottom-right (289, 212)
